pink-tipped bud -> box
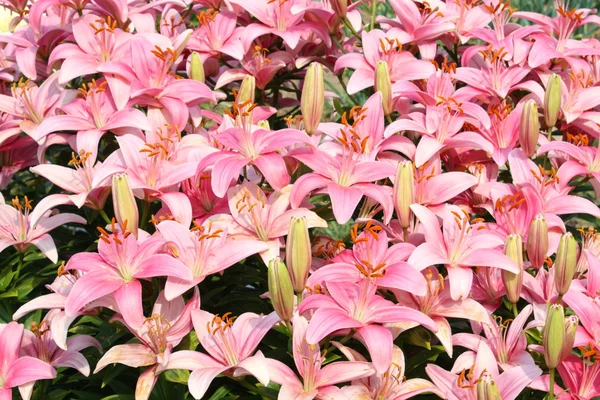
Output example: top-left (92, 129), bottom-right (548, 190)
top-left (301, 62), bottom-right (324, 135)
top-left (519, 100), bottom-right (539, 157)
top-left (236, 75), bottom-right (255, 104)
top-left (111, 173), bottom-right (138, 237)
top-left (330, 0), bottom-right (347, 17)
top-left (476, 372), bottom-right (502, 400)
top-left (375, 61), bottom-right (393, 116)
top-left (189, 51), bottom-right (205, 83)
top-left (286, 217), bottom-right (312, 293)
top-left (554, 232), bottom-right (577, 296)
top-left (502, 234), bottom-right (523, 304)
top-left (561, 315), bottom-right (578, 361)
top-left (544, 74), bottom-right (562, 129)
top-left (543, 304), bottom-right (566, 369)
top-left (268, 258), bottom-right (295, 321)
top-left (526, 214), bottom-right (548, 269)
top-left (393, 161), bottom-right (415, 230)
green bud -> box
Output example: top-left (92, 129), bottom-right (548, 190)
top-left (561, 315), bottom-right (578, 361)
top-left (526, 214), bottom-right (548, 269)
top-left (286, 217), bottom-right (312, 293)
top-left (268, 258), bottom-right (295, 321)
top-left (544, 74), bottom-right (562, 129)
top-left (502, 234), bottom-right (523, 304)
top-left (519, 100), bottom-right (539, 157)
top-left (189, 51), bottom-right (205, 83)
top-left (111, 173), bottom-right (138, 237)
top-left (236, 75), bottom-right (255, 104)
top-left (543, 304), bottom-right (565, 369)
top-left (554, 232), bottom-right (577, 296)
top-left (476, 372), bottom-right (502, 400)
top-left (393, 161), bottom-right (415, 230)
top-left (301, 62), bottom-right (324, 135)
top-left (375, 60), bottom-right (393, 116)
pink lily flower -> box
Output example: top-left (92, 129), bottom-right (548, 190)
top-left (64, 226), bottom-right (193, 330)
top-left (94, 289), bottom-right (199, 400)
top-left (335, 344), bottom-right (443, 400)
top-left (445, 0), bottom-right (492, 44)
top-left (0, 73), bottom-right (69, 142)
top-left (181, 173), bottom-right (230, 223)
top-left (35, 79), bottom-right (151, 141)
top-left (230, 0), bottom-right (330, 50)
top-left (508, 149), bottom-right (600, 219)
top-left (20, 309), bottom-right (101, 382)
top-left (215, 47), bottom-right (294, 90)
top-left (298, 280), bottom-right (438, 373)
top-left (564, 288), bottom-right (600, 347)
top-left (197, 123), bottom-right (310, 198)
top-left (155, 219), bottom-right (269, 300)
top-left (477, 101), bottom-right (522, 165)
top-left (453, 46), bottom-right (530, 99)
top-left (165, 310), bottom-right (280, 399)
top-left (335, 29), bottom-right (435, 94)
top-left (392, 266), bottom-right (490, 357)
top-left (408, 204), bottom-right (519, 300)
top-left (306, 224), bottom-right (428, 295)
top-left (471, 266), bottom-right (507, 313)
top-left (187, 11), bottom-right (244, 61)
top-left (514, 1), bottom-right (600, 68)
top-left (47, 15), bottom-right (131, 95)
top-left (290, 147), bottom-right (396, 224)
top-left (0, 194), bottom-right (85, 263)
top-left (219, 182), bottom-right (327, 263)
top-left (385, 0), bottom-right (455, 59)
top-left (453, 305), bottom-right (536, 370)
top-left (384, 105), bottom-right (493, 168)
top-left (555, 352), bottom-right (600, 399)
top-left (426, 341), bottom-right (541, 400)
top-left (0, 322), bottom-right (56, 400)
top-left (0, 136), bottom-right (37, 190)
top-left (521, 267), bottom-right (559, 322)
top-left (267, 315), bottom-right (376, 399)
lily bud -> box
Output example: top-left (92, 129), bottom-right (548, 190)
top-left (544, 74), bottom-right (562, 129)
top-left (301, 62), bottom-right (324, 135)
top-left (393, 161), bottom-right (415, 230)
top-left (375, 61), bottom-right (393, 116)
top-left (543, 304), bottom-right (565, 369)
top-left (554, 232), bottom-right (577, 296)
top-left (330, 0), bottom-right (347, 17)
top-left (519, 100), bottom-right (539, 157)
top-left (561, 315), bottom-right (578, 361)
top-left (286, 217), bottom-right (312, 293)
top-left (112, 173), bottom-right (138, 237)
top-left (236, 75), bottom-right (255, 104)
top-left (502, 234), bottom-right (523, 304)
top-left (526, 214), bottom-right (548, 269)
top-left (268, 258), bottom-right (294, 321)
top-left (189, 51), bottom-right (205, 83)
top-left (476, 372), bottom-right (502, 400)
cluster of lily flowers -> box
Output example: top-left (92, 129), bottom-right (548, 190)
top-left (1, 0), bottom-right (600, 398)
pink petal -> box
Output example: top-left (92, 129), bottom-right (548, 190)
top-left (315, 361), bottom-right (375, 387)
top-left (356, 325), bottom-right (393, 374)
top-left (446, 266), bottom-right (473, 301)
top-left (234, 351), bottom-right (270, 386)
top-left (94, 344), bottom-right (156, 373)
top-left (188, 366), bottom-right (229, 399)
top-left (65, 270), bottom-right (123, 317)
top-left (253, 153), bottom-right (290, 191)
top-left (4, 357), bottom-right (56, 388)
top-left (327, 183), bottom-right (363, 224)
top-left (136, 254), bottom-right (194, 281)
top-left (0, 322), bottom-right (24, 370)
top-left (114, 280), bottom-right (145, 330)
top-left (304, 308), bottom-right (361, 345)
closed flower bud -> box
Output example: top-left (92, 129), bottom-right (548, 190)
top-left (301, 62), bottom-right (324, 135)
top-left (393, 161), bottom-right (415, 230)
top-left (544, 74), bottom-right (562, 129)
top-left (519, 100), bottom-right (539, 157)
top-left (189, 51), bottom-right (205, 83)
top-left (502, 234), bottom-right (523, 304)
top-left (286, 217), bottom-right (312, 293)
top-left (268, 258), bottom-right (294, 321)
top-left (554, 232), bottom-right (577, 296)
top-left (236, 75), bottom-right (255, 104)
top-left (543, 304), bottom-right (565, 369)
top-left (375, 61), bottom-right (393, 116)
top-left (476, 372), bottom-right (502, 400)
top-left (330, 0), bottom-right (347, 17)
top-left (112, 173), bottom-right (138, 237)
top-left (526, 214), bottom-right (548, 269)
top-left (561, 315), bottom-right (578, 361)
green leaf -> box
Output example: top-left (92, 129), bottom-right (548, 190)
top-left (164, 369), bottom-right (190, 385)
top-left (101, 395), bottom-right (135, 400)
top-left (404, 326), bottom-right (432, 350)
top-left (207, 387), bottom-right (234, 400)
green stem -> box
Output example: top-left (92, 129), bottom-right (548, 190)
top-left (98, 209), bottom-right (112, 225)
top-left (547, 126), bottom-right (554, 141)
top-left (386, 114), bottom-right (393, 124)
top-left (296, 292), bottom-right (303, 305)
top-left (331, 36), bottom-right (348, 54)
top-left (548, 368), bottom-right (556, 400)
top-left (235, 377), bottom-right (276, 400)
top-left (325, 330), bottom-right (355, 354)
top-left (13, 251), bottom-right (25, 287)
top-left (336, 75), bottom-right (360, 106)
top-left (369, 0), bottom-right (377, 31)
top-left (512, 303), bottom-right (519, 318)
top-left (140, 200), bottom-right (150, 231)
top-left (343, 18), bottom-right (361, 40)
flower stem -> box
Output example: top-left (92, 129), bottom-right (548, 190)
top-left (13, 251), bottom-right (25, 287)
top-left (140, 200), bottom-right (150, 231)
top-left (343, 18), bottom-right (361, 40)
top-left (547, 126), bottom-right (554, 141)
top-left (548, 368), bottom-right (556, 400)
top-left (369, 0), bottom-right (377, 31)
top-left (512, 303), bottom-right (519, 318)
top-left (98, 209), bottom-right (112, 225)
